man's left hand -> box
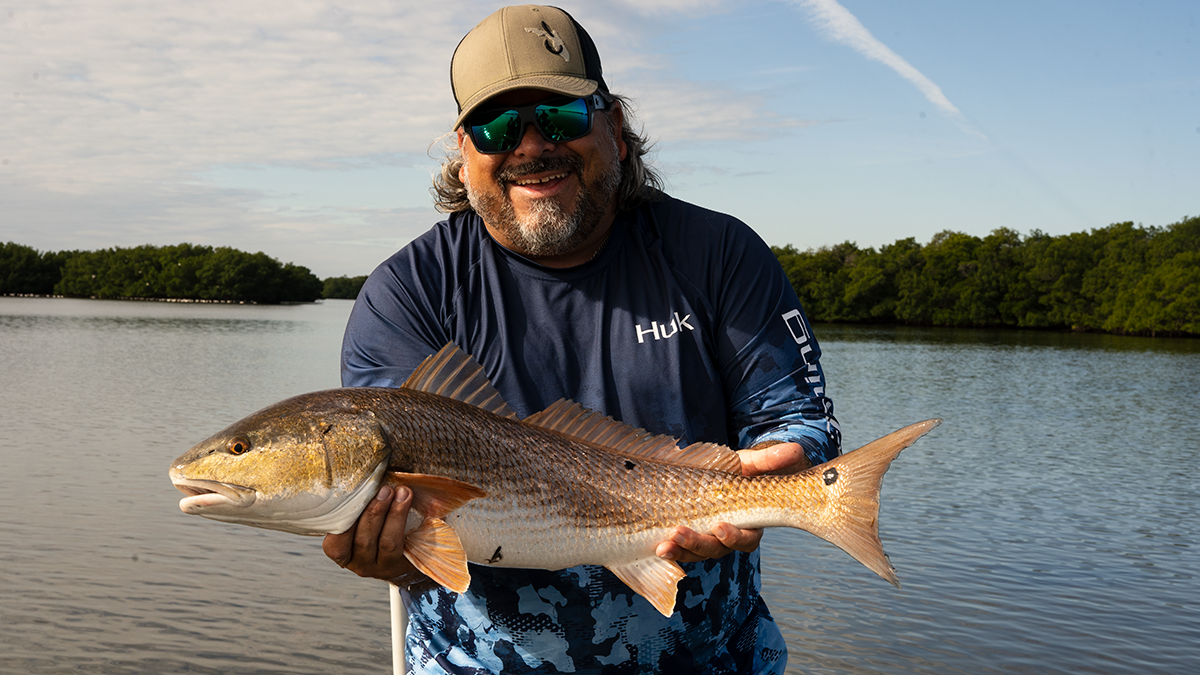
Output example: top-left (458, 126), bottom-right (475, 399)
top-left (654, 441), bottom-right (811, 563)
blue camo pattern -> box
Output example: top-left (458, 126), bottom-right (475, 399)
top-left (402, 552), bottom-right (788, 674)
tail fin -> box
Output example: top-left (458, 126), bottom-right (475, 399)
top-left (801, 418), bottom-right (941, 588)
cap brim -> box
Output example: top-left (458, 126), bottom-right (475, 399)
top-left (453, 75), bottom-right (599, 129)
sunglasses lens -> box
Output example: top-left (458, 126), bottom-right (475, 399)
top-left (468, 110), bottom-right (522, 153)
top-left (466, 97), bottom-right (593, 153)
top-left (535, 98), bottom-right (591, 142)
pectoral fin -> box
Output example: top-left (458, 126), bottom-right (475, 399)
top-left (385, 471), bottom-right (488, 519)
top-left (403, 517), bottom-right (471, 593)
top-left (605, 557), bottom-right (686, 617)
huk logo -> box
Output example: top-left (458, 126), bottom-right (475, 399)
top-left (781, 309), bottom-right (815, 362)
top-left (525, 21), bottom-right (570, 62)
top-left (635, 312), bottom-right (695, 344)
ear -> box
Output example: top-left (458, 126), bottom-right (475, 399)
top-left (609, 99), bottom-right (628, 161)
top-left (456, 128), bottom-right (468, 183)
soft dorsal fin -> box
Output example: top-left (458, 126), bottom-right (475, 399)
top-left (524, 400), bottom-right (742, 474)
top-left (401, 343), bottom-right (518, 420)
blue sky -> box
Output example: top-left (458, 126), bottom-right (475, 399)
top-left (3, 0), bottom-right (1197, 279)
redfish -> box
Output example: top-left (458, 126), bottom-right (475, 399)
top-left (170, 343), bottom-right (939, 615)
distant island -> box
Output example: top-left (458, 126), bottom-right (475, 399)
top-left (1, 242), bottom-right (366, 304)
top-left (773, 216), bottom-right (1198, 337)
top-left (3, 214), bottom-right (1196, 335)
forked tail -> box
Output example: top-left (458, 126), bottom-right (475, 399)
top-left (799, 418), bottom-right (941, 588)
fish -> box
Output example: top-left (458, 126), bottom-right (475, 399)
top-left (169, 342), bottom-right (940, 616)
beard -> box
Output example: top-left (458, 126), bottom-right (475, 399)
top-left (464, 139), bottom-right (622, 258)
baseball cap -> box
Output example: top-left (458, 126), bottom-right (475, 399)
top-left (451, 5), bottom-right (611, 129)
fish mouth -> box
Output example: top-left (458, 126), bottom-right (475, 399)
top-left (172, 478), bottom-right (257, 512)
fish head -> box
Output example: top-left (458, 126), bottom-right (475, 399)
top-left (169, 390), bottom-right (391, 536)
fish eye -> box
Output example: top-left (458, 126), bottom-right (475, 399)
top-left (227, 437), bottom-right (252, 455)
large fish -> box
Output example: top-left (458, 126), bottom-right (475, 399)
top-left (170, 343), bottom-right (940, 615)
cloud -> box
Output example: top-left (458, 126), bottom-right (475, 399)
top-left (0, 0), bottom-right (883, 276)
top-left (787, 0), bottom-right (985, 138)
top-left (2, 0), bottom-right (472, 191)
top-left (617, 79), bottom-right (823, 144)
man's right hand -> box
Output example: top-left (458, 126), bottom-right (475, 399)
top-left (322, 485), bottom-right (418, 581)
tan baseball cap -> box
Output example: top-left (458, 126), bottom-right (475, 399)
top-left (451, 5), bottom-right (611, 129)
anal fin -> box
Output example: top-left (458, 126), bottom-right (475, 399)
top-left (605, 557), bottom-right (686, 617)
top-left (403, 517), bottom-right (471, 593)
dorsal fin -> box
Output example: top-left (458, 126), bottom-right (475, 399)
top-left (524, 399), bottom-right (742, 474)
top-left (401, 343), bottom-right (518, 420)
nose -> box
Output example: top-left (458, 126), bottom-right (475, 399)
top-left (511, 122), bottom-right (557, 158)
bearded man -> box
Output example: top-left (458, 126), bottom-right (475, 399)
top-left (325, 5), bottom-right (840, 674)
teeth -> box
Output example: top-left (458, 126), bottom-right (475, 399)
top-left (514, 172), bottom-right (568, 186)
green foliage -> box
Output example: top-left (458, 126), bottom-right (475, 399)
top-left (774, 216), bottom-right (1200, 337)
top-left (32, 243), bottom-right (324, 303)
top-left (1, 242), bottom-right (73, 295)
top-left (323, 275), bottom-right (368, 300)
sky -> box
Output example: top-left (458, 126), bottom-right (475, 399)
top-left (3, 0), bottom-right (1197, 279)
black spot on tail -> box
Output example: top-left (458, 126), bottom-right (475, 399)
top-left (823, 467), bottom-right (839, 485)
top-left (624, 460), bottom-right (636, 470)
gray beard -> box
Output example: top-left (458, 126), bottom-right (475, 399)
top-left (465, 149), bottom-right (621, 258)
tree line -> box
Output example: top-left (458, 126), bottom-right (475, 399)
top-left (3, 216), bottom-right (1196, 335)
top-left (0, 243), bottom-right (332, 304)
top-left (773, 216), bottom-right (1198, 337)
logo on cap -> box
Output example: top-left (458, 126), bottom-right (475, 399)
top-left (525, 21), bottom-right (570, 62)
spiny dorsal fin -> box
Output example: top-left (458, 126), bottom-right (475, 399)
top-left (524, 400), bottom-right (742, 474)
top-left (606, 557), bottom-right (686, 616)
top-left (401, 343), bottom-right (518, 419)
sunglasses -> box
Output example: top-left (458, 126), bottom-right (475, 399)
top-left (464, 94), bottom-right (606, 154)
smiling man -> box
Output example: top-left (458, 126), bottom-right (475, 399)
top-left (326, 5), bottom-right (840, 674)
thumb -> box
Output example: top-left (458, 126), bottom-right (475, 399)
top-left (737, 442), bottom-right (809, 476)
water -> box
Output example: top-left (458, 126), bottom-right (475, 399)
top-left (1, 298), bottom-right (1196, 674)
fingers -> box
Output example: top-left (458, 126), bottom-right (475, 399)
top-left (321, 484), bottom-right (417, 580)
top-left (374, 486), bottom-right (412, 569)
top-left (655, 524), bottom-right (764, 563)
top-left (322, 523), bottom-right (356, 568)
top-left (352, 485), bottom-right (397, 560)
top-left (738, 442), bottom-right (811, 477)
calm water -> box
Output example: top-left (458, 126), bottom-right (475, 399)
top-left (1, 297), bottom-right (1196, 674)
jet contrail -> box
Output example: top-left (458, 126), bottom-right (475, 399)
top-left (790, 0), bottom-right (984, 138)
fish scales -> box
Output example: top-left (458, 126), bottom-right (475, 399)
top-left (371, 390), bottom-right (817, 549)
top-left (170, 342), bottom-right (941, 616)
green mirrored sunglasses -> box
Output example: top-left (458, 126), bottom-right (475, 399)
top-left (464, 95), bottom-right (606, 154)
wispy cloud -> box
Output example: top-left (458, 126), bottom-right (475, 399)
top-left (2, 1), bottom-right (469, 190)
top-left (788, 0), bottom-right (984, 138)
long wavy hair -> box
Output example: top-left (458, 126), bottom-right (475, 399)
top-left (430, 94), bottom-right (663, 214)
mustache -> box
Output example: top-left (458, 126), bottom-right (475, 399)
top-left (496, 156), bottom-right (583, 184)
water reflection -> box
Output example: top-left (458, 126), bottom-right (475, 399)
top-left (816, 321), bottom-right (1200, 354)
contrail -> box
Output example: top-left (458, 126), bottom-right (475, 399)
top-left (789, 0), bottom-right (985, 138)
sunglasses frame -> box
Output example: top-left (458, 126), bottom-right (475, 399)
top-left (464, 94), bottom-right (608, 154)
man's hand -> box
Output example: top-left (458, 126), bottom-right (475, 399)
top-left (654, 441), bottom-right (811, 563)
top-left (322, 484), bottom-right (418, 581)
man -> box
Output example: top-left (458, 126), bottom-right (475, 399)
top-left (324, 5), bottom-right (840, 673)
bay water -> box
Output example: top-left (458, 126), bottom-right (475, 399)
top-left (1, 297), bottom-right (1196, 674)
